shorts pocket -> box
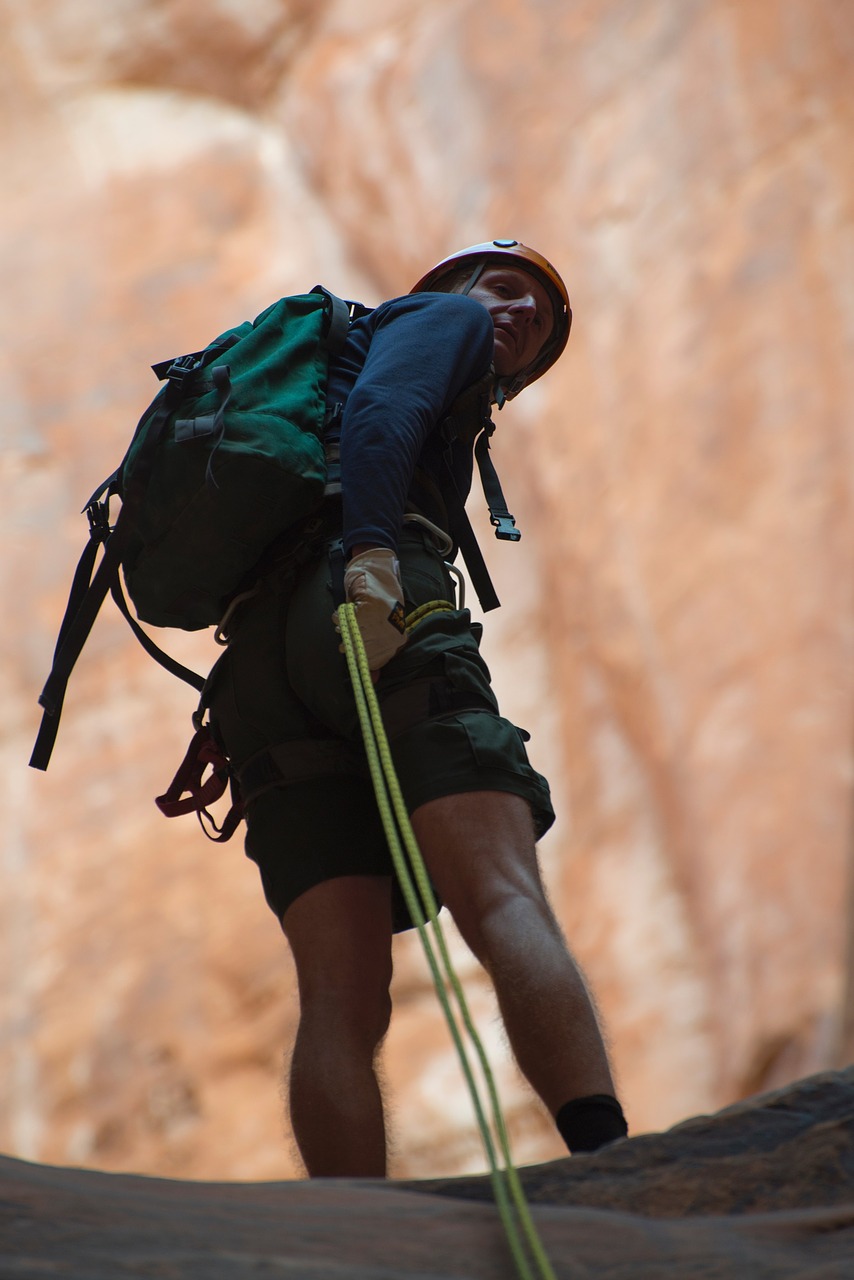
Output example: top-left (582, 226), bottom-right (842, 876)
top-left (442, 647), bottom-right (499, 711)
top-left (460, 712), bottom-right (534, 775)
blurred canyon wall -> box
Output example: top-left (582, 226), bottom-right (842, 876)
top-left (1, 0), bottom-right (853, 1178)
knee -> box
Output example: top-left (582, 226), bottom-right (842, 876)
top-left (452, 877), bottom-right (552, 966)
top-left (299, 972), bottom-right (393, 1053)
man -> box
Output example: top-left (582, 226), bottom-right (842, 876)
top-left (207, 239), bottom-right (628, 1176)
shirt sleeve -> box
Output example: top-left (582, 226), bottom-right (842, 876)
top-left (339, 292), bottom-right (494, 556)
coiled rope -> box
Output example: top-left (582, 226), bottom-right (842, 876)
top-left (338, 601), bottom-right (556, 1280)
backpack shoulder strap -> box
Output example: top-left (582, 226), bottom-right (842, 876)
top-left (323, 290), bottom-right (352, 355)
top-left (312, 286), bottom-right (363, 358)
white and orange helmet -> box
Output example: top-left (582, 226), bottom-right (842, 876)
top-left (411, 238), bottom-right (572, 397)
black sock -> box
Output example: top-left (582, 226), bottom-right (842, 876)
top-left (555, 1094), bottom-right (628, 1154)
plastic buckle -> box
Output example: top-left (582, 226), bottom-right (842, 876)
top-left (86, 499), bottom-right (112, 543)
top-left (491, 513), bottom-right (521, 542)
top-left (166, 354), bottom-right (202, 382)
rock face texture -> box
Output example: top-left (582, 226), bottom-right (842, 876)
top-left (2, 0), bottom-right (853, 1182)
top-left (2, 1070), bottom-right (853, 1279)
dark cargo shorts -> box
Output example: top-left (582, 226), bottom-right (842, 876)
top-left (207, 525), bottom-right (554, 931)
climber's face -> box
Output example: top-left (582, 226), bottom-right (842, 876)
top-left (467, 266), bottom-right (555, 378)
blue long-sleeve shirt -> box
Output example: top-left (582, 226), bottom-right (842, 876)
top-left (324, 291), bottom-right (495, 556)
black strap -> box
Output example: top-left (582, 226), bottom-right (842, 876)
top-left (324, 292), bottom-right (351, 355)
top-left (238, 737), bottom-right (367, 806)
top-left (311, 286), bottom-right (363, 357)
top-left (30, 385), bottom-right (189, 771)
top-left (440, 445), bottom-right (501, 613)
top-left (150, 330), bottom-right (241, 383)
top-left (29, 499), bottom-right (206, 771)
top-left (436, 374), bottom-right (521, 612)
top-left (109, 578), bottom-right (205, 692)
top-left (474, 430), bottom-right (521, 542)
top-left (30, 502), bottom-right (132, 769)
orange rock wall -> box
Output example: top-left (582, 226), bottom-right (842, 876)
top-left (2, 0), bottom-right (852, 1178)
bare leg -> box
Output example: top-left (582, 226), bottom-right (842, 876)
top-left (281, 875), bottom-right (394, 1177)
top-left (411, 791), bottom-right (616, 1114)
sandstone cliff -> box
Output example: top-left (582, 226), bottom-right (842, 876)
top-left (1, 0), bottom-right (853, 1182)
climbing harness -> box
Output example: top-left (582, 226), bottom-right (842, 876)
top-left (401, 512), bottom-right (465, 608)
top-left (338, 602), bottom-right (556, 1280)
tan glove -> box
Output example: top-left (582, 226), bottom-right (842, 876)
top-left (341, 547), bottom-right (407, 672)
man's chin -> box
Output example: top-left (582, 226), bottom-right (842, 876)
top-left (492, 334), bottom-right (519, 377)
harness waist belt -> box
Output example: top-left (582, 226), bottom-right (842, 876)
top-left (237, 680), bottom-right (495, 805)
top-left (238, 739), bottom-right (366, 805)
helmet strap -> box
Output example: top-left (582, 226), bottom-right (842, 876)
top-left (459, 261), bottom-right (486, 296)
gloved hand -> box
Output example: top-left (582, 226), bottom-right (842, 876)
top-left (340, 547), bottom-right (407, 673)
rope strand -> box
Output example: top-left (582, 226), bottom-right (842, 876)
top-left (338, 602), bottom-right (556, 1280)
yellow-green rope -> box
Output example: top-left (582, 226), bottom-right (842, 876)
top-left (338, 602), bottom-right (556, 1280)
top-left (403, 598), bottom-right (457, 631)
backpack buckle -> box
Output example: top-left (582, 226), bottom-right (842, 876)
top-left (491, 513), bottom-right (521, 542)
top-left (151, 352), bottom-right (206, 383)
top-left (85, 498), bottom-right (112, 544)
top-left (165, 354), bottom-right (204, 382)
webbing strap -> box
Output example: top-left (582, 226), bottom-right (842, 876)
top-left (474, 429), bottom-right (521, 542)
top-left (436, 370), bottom-right (521, 611)
top-left (440, 467), bottom-right (501, 612)
top-left (338, 603), bottom-right (556, 1280)
top-left (29, 502), bottom-right (132, 770)
top-left (150, 331), bottom-right (240, 384)
top-left (238, 738), bottom-right (366, 806)
top-left (109, 577), bottom-right (205, 692)
top-left (29, 493), bottom-right (206, 771)
top-left (29, 383), bottom-right (185, 770)
top-left (324, 291), bottom-right (351, 353)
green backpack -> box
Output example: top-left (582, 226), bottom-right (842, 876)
top-left (30, 286), bottom-right (353, 771)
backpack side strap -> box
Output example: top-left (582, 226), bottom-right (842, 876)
top-left (29, 383), bottom-right (202, 771)
top-left (29, 497), bottom-right (130, 770)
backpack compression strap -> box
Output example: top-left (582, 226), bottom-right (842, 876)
top-left (28, 385), bottom-right (205, 772)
